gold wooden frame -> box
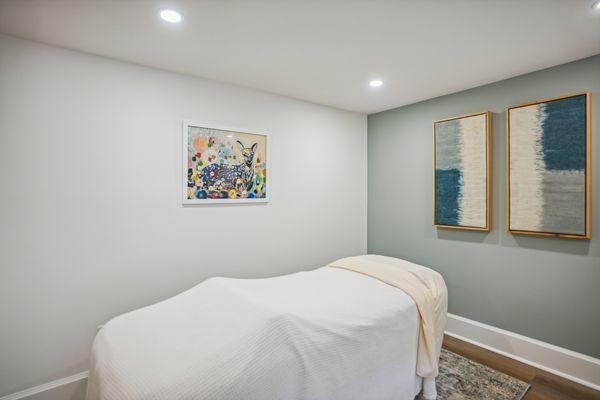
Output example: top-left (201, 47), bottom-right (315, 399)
top-left (433, 111), bottom-right (491, 231)
top-left (506, 92), bottom-right (591, 239)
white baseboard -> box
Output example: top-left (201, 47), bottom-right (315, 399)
top-left (3, 314), bottom-right (599, 399)
top-left (0, 372), bottom-right (88, 400)
top-left (446, 313), bottom-right (600, 391)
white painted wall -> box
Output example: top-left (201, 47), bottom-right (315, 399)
top-left (0, 34), bottom-right (367, 397)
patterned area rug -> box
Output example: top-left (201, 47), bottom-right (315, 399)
top-left (417, 349), bottom-right (530, 400)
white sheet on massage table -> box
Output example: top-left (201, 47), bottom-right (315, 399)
top-left (87, 267), bottom-right (422, 400)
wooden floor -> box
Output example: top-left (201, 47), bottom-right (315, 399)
top-left (443, 335), bottom-right (600, 400)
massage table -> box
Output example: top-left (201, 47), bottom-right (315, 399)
top-left (87, 255), bottom-right (446, 400)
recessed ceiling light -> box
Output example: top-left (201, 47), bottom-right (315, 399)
top-left (159, 9), bottom-right (183, 23)
top-left (369, 80), bottom-right (383, 88)
top-left (594, 0), bottom-right (600, 9)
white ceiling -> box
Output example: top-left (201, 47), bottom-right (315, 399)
top-left (1, 0), bottom-right (599, 113)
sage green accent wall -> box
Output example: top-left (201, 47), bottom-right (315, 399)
top-left (368, 55), bottom-right (600, 358)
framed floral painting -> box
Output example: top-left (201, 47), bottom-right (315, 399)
top-left (182, 121), bottom-right (269, 204)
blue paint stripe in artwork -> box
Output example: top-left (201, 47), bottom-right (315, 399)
top-left (540, 95), bottom-right (586, 171)
top-left (435, 168), bottom-right (461, 226)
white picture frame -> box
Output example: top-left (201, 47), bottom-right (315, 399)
top-left (182, 120), bottom-right (270, 205)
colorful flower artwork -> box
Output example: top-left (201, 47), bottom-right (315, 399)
top-left (182, 122), bottom-right (268, 204)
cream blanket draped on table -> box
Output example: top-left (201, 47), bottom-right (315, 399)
top-left (328, 254), bottom-right (448, 378)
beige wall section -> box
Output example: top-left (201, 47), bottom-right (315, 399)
top-left (0, 34), bottom-right (367, 398)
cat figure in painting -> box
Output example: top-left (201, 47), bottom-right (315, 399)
top-left (198, 140), bottom-right (257, 194)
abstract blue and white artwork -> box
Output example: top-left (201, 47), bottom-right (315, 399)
top-left (508, 93), bottom-right (590, 238)
top-left (434, 112), bottom-right (489, 230)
